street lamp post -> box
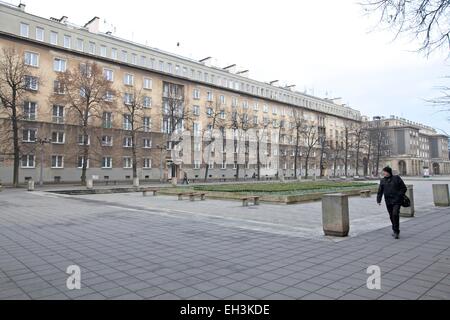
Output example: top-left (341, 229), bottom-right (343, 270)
top-left (36, 138), bottom-right (52, 186)
top-left (156, 144), bottom-right (167, 183)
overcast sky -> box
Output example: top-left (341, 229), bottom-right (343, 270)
top-left (8, 0), bottom-right (450, 133)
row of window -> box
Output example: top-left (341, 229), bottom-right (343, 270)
top-left (21, 155), bottom-right (152, 169)
top-left (21, 129), bottom-right (153, 148)
top-left (19, 22), bottom-right (358, 120)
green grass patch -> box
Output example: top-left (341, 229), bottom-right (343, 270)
top-left (191, 181), bottom-right (377, 196)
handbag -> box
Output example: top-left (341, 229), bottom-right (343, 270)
top-left (402, 194), bottom-right (411, 208)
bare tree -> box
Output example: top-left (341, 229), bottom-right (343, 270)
top-left (363, 0), bottom-right (450, 55)
top-left (290, 110), bottom-right (305, 179)
top-left (255, 115), bottom-right (272, 181)
top-left (120, 86), bottom-right (152, 180)
top-left (353, 124), bottom-right (367, 176)
top-left (0, 48), bottom-right (41, 187)
top-left (330, 141), bottom-right (343, 177)
top-left (203, 95), bottom-right (226, 182)
top-left (162, 82), bottom-right (192, 180)
top-left (343, 122), bottom-right (354, 177)
top-left (51, 61), bottom-right (116, 185)
top-left (302, 122), bottom-right (321, 179)
top-left (229, 104), bottom-right (254, 180)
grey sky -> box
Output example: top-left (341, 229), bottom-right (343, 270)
top-left (9, 0), bottom-right (450, 132)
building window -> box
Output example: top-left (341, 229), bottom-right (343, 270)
top-left (193, 89), bottom-right (200, 100)
top-left (50, 31), bottom-right (58, 45)
top-left (20, 23), bottom-right (29, 37)
top-left (77, 156), bottom-right (89, 169)
top-left (193, 105), bottom-right (200, 116)
top-left (51, 155), bottom-right (64, 168)
top-left (52, 105), bottom-right (64, 124)
top-left (53, 58), bottom-right (67, 72)
top-left (102, 112), bottom-right (112, 129)
top-left (102, 157), bottom-right (112, 169)
top-left (124, 93), bottom-right (134, 105)
top-left (103, 68), bottom-right (114, 82)
top-left (143, 77), bottom-right (152, 90)
top-left (76, 38), bottom-right (84, 51)
top-left (88, 42), bottom-right (96, 54)
top-left (140, 56), bottom-right (147, 66)
top-left (124, 73), bottom-right (134, 86)
top-left (23, 102), bottom-right (37, 120)
top-left (111, 48), bottom-right (118, 59)
top-left (123, 115), bottom-right (132, 130)
top-left (63, 35), bottom-right (71, 49)
top-left (122, 51), bottom-right (128, 63)
top-left (101, 135), bottom-right (113, 147)
top-left (25, 75), bottom-right (39, 91)
top-left (207, 92), bottom-right (213, 102)
top-left (53, 81), bottom-right (65, 95)
top-left (78, 135), bottom-right (90, 146)
top-left (143, 117), bottom-right (151, 132)
top-left (104, 91), bottom-right (114, 102)
top-left (131, 54), bottom-right (137, 65)
top-left (143, 158), bottom-right (152, 169)
top-left (194, 160), bottom-right (201, 170)
top-left (36, 27), bottom-right (44, 41)
top-left (222, 161), bottom-right (227, 169)
top-left (220, 95), bottom-right (225, 104)
top-left (143, 96), bottom-right (152, 108)
top-left (123, 157), bottom-right (133, 169)
top-left (123, 137), bottom-right (133, 148)
top-left (24, 52), bottom-right (39, 67)
top-left (21, 155), bottom-right (35, 168)
top-left (22, 129), bottom-right (36, 142)
top-left (100, 45), bottom-right (107, 57)
top-left (51, 131), bottom-right (65, 144)
top-left (143, 138), bottom-right (152, 148)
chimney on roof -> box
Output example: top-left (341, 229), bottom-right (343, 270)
top-left (60, 16), bottom-right (68, 24)
top-left (84, 17), bottom-right (100, 33)
top-left (237, 70), bottom-right (250, 78)
top-left (223, 64), bottom-right (236, 73)
top-left (18, 3), bottom-right (26, 11)
top-left (285, 85), bottom-right (296, 91)
top-left (199, 57), bottom-right (213, 67)
top-left (269, 80), bottom-right (279, 86)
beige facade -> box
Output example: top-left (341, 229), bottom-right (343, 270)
top-left (0, 2), bottom-right (448, 184)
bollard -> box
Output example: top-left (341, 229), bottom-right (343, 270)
top-left (27, 179), bottom-right (35, 192)
top-left (133, 177), bottom-right (140, 187)
top-left (86, 179), bottom-right (94, 190)
top-left (171, 177), bottom-right (178, 187)
top-left (400, 185), bottom-right (415, 217)
top-left (433, 184), bottom-right (450, 207)
top-left (322, 194), bottom-right (350, 237)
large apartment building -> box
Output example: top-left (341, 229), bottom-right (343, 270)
top-left (364, 116), bottom-right (450, 176)
top-left (0, 2), bottom-right (448, 184)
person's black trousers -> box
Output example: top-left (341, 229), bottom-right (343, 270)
top-left (386, 204), bottom-right (401, 234)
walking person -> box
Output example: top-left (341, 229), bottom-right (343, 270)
top-left (377, 167), bottom-right (407, 239)
top-left (182, 171), bottom-right (189, 185)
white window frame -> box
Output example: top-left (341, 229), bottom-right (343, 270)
top-left (143, 77), bottom-right (153, 90)
top-left (143, 138), bottom-right (152, 149)
top-left (51, 155), bottom-right (64, 168)
top-left (143, 158), bottom-right (152, 169)
top-left (100, 45), bottom-right (107, 57)
top-left (52, 105), bottom-right (64, 124)
top-left (101, 135), bottom-right (113, 147)
top-left (103, 68), bottom-right (114, 82)
top-left (123, 157), bottom-right (133, 169)
top-left (50, 31), bottom-right (58, 45)
top-left (23, 101), bottom-right (37, 120)
top-left (76, 38), bottom-right (84, 51)
top-left (123, 136), bottom-right (133, 148)
top-left (21, 155), bottom-right (35, 168)
top-left (102, 157), bottom-right (113, 169)
top-left (20, 23), bottom-right (29, 38)
top-left (36, 27), bottom-right (45, 42)
top-left (51, 131), bottom-right (65, 144)
top-left (124, 73), bottom-right (134, 86)
top-left (77, 156), bottom-right (90, 169)
top-left (24, 51), bottom-right (39, 67)
top-left (53, 58), bottom-right (67, 72)
top-left (22, 129), bottom-right (37, 142)
top-left (63, 35), bottom-right (71, 49)
top-left (25, 75), bottom-right (39, 91)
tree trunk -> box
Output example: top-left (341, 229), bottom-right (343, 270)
top-left (132, 131), bottom-right (138, 179)
top-left (305, 155), bottom-right (309, 179)
top-left (11, 101), bottom-right (20, 187)
top-left (256, 140), bottom-right (261, 181)
top-left (80, 125), bottom-right (89, 186)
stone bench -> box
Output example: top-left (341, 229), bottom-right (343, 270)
top-left (433, 184), bottom-right (450, 207)
top-left (177, 192), bottom-right (206, 201)
top-left (241, 196), bottom-right (260, 207)
top-left (322, 194), bottom-right (349, 237)
top-left (143, 188), bottom-right (159, 197)
top-left (360, 190), bottom-right (371, 198)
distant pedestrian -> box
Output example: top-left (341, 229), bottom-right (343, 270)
top-left (377, 167), bottom-right (407, 239)
top-left (182, 172), bottom-right (189, 185)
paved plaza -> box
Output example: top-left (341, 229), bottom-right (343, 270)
top-left (0, 179), bottom-right (449, 300)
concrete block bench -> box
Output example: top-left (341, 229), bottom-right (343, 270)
top-left (143, 188), bottom-right (159, 197)
top-left (241, 196), bottom-right (260, 207)
top-left (322, 194), bottom-right (349, 237)
top-left (359, 190), bottom-right (371, 198)
top-left (177, 192), bottom-right (206, 201)
top-left (433, 184), bottom-right (450, 207)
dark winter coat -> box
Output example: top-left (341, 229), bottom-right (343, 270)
top-left (377, 175), bottom-right (407, 205)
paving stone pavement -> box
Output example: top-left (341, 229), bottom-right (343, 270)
top-left (0, 180), bottom-right (449, 300)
